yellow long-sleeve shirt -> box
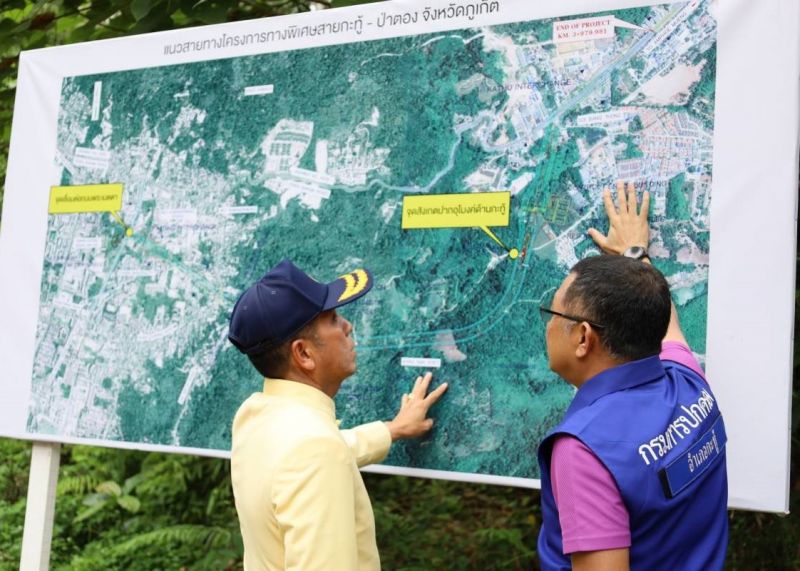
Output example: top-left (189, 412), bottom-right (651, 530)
top-left (231, 378), bottom-right (392, 571)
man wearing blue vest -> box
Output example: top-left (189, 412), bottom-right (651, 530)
top-left (537, 182), bottom-right (728, 570)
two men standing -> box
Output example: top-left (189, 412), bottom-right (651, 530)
top-left (227, 182), bottom-right (727, 570)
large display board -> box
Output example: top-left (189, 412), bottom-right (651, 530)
top-left (0, 0), bottom-right (796, 512)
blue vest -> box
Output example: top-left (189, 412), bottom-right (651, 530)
top-left (537, 356), bottom-right (728, 571)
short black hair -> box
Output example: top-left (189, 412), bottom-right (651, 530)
top-left (564, 255), bottom-right (671, 361)
top-left (246, 319), bottom-right (319, 378)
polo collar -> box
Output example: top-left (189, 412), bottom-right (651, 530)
top-left (262, 378), bottom-right (336, 420)
top-left (565, 355), bottom-right (665, 418)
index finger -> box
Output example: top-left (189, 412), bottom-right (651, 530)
top-left (423, 381), bottom-right (448, 405)
top-left (602, 188), bottom-right (619, 222)
top-left (411, 371), bottom-right (433, 398)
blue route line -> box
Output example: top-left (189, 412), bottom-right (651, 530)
top-left (356, 212), bottom-right (536, 352)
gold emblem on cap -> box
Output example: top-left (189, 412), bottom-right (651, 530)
top-left (338, 269), bottom-right (369, 301)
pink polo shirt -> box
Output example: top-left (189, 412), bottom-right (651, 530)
top-left (551, 341), bottom-right (705, 555)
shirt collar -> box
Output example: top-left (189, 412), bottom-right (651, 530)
top-left (262, 378), bottom-right (336, 420)
top-left (565, 355), bottom-right (665, 418)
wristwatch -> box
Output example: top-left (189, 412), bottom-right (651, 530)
top-left (622, 245), bottom-right (649, 261)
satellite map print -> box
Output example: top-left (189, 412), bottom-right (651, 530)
top-left (29, 0), bottom-right (715, 479)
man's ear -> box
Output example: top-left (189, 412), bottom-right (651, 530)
top-left (574, 322), bottom-right (594, 359)
top-left (290, 337), bottom-right (316, 373)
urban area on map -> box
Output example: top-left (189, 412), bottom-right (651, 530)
top-left (29, 0), bottom-right (716, 479)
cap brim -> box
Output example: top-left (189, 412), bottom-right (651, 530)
top-left (323, 267), bottom-right (374, 310)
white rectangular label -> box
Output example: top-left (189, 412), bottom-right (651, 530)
top-left (244, 84), bottom-right (274, 96)
top-left (576, 110), bottom-right (628, 126)
top-left (291, 166), bottom-right (336, 186)
top-left (220, 205), bottom-right (258, 215)
top-left (73, 237), bottom-right (103, 250)
top-left (73, 147), bottom-right (111, 171)
top-left (91, 81), bottom-right (102, 121)
top-left (116, 269), bottom-right (157, 278)
top-left (554, 16), bottom-right (615, 43)
top-left (400, 357), bottom-right (442, 369)
top-left (155, 208), bottom-right (198, 225)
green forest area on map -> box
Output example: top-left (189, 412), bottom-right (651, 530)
top-left (29, 0), bottom-right (715, 479)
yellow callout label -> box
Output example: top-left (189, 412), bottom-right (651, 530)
top-left (49, 184), bottom-right (124, 214)
top-left (402, 191), bottom-right (519, 260)
top-left (401, 191), bottom-right (510, 229)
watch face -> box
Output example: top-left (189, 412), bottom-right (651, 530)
top-left (624, 246), bottom-right (646, 260)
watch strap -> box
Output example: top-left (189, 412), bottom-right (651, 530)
top-left (622, 246), bottom-right (649, 260)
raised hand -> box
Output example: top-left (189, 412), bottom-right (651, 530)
top-left (587, 181), bottom-right (650, 255)
top-left (385, 372), bottom-right (448, 441)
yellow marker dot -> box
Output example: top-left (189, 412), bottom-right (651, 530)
top-left (508, 248), bottom-right (519, 260)
top-left (125, 228), bottom-right (134, 237)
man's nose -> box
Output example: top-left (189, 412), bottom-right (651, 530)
top-left (343, 317), bottom-right (353, 334)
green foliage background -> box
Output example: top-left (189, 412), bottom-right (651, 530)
top-left (0, 1), bottom-right (798, 569)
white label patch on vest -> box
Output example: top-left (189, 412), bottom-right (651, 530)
top-left (659, 415), bottom-right (726, 499)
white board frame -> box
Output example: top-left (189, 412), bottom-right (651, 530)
top-left (0, 0), bottom-right (797, 513)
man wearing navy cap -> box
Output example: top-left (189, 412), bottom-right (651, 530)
top-left (228, 260), bottom-right (447, 571)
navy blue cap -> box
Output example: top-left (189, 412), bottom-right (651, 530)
top-left (228, 259), bottom-right (373, 355)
